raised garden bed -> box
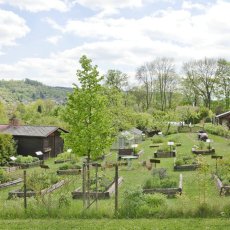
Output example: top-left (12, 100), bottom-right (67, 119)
top-left (9, 160), bottom-right (41, 169)
top-left (192, 148), bottom-right (215, 155)
top-left (2, 166), bottom-right (19, 172)
top-left (154, 150), bottom-right (176, 158)
top-left (0, 178), bottom-right (23, 189)
top-left (214, 175), bottom-right (230, 196)
top-left (57, 169), bottom-right (81, 175)
top-left (8, 180), bottom-right (66, 198)
top-left (143, 174), bottom-right (183, 197)
top-left (54, 159), bottom-right (71, 164)
top-left (72, 177), bottom-right (123, 199)
top-left (173, 156), bottom-right (199, 171)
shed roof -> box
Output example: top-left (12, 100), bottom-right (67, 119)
top-left (129, 128), bottom-right (143, 135)
top-left (0, 125), bottom-right (68, 137)
top-left (216, 111), bottom-right (230, 118)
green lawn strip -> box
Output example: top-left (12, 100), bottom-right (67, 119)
top-left (0, 218), bottom-right (229, 230)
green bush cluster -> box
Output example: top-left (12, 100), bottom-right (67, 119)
top-left (152, 136), bottom-right (165, 144)
top-left (0, 134), bottom-right (16, 165)
top-left (143, 169), bottom-right (177, 189)
top-left (15, 155), bottom-right (39, 163)
top-left (56, 152), bottom-right (78, 161)
top-left (204, 123), bottom-right (230, 138)
top-left (119, 187), bottom-right (167, 217)
top-left (59, 163), bottom-right (81, 170)
top-left (0, 168), bottom-right (12, 183)
top-left (175, 154), bottom-right (197, 166)
top-left (26, 171), bottom-right (59, 191)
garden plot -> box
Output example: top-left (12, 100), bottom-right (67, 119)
top-left (143, 168), bottom-right (183, 197)
top-left (8, 171), bottom-right (66, 198)
top-left (174, 154), bottom-right (199, 171)
top-left (0, 168), bottom-right (22, 189)
top-left (9, 155), bottom-right (41, 169)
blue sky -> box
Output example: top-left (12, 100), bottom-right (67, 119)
top-left (0, 0), bottom-right (229, 87)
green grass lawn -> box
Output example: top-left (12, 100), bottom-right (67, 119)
top-left (0, 132), bottom-right (229, 220)
top-left (0, 218), bottom-right (230, 230)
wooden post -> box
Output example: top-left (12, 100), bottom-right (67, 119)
top-left (87, 154), bottom-right (90, 207)
top-left (95, 163), bottom-right (98, 210)
top-left (114, 164), bottom-right (118, 216)
top-left (23, 170), bottom-right (27, 210)
top-left (82, 163), bottom-right (86, 209)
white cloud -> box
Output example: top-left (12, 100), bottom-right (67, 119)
top-left (182, 1), bottom-right (207, 10)
top-left (73, 0), bottom-right (143, 10)
top-left (2, 0), bottom-right (230, 87)
top-left (46, 35), bottom-right (62, 45)
top-left (0, 0), bottom-right (71, 12)
top-left (0, 9), bottom-right (30, 49)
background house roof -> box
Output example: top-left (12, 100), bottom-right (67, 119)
top-left (0, 125), bottom-right (68, 137)
top-left (216, 111), bottom-right (230, 118)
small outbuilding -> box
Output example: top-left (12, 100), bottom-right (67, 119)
top-left (216, 111), bottom-right (230, 130)
top-left (0, 124), bottom-right (68, 159)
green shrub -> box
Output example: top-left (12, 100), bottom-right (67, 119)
top-left (15, 155), bottom-right (39, 163)
top-left (0, 168), bottom-right (12, 183)
top-left (143, 174), bottom-right (177, 189)
top-left (26, 171), bottom-right (59, 191)
top-left (0, 134), bottom-right (16, 165)
top-left (119, 187), bottom-right (167, 218)
top-left (152, 136), bottom-right (165, 144)
top-left (204, 123), bottom-right (230, 138)
top-left (59, 163), bottom-right (81, 170)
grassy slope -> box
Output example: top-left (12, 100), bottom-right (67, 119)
top-left (0, 132), bottom-right (229, 220)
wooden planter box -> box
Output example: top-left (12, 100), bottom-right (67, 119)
top-left (72, 177), bottom-right (123, 199)
top-left (8, 180), bottom-right (66, 198)
top-left (0, 178), bottom-right (23, 189)
top-left (2, 166), bottom-right (19, 172)
top-left (149, 144), bottom-right (162, 148)
top-left (154, 150), bottom-right (176, 158)
top-left (57, 169), bottom-right (81, 175)
top-left (192, 148), bottom-right (215, 155)
top-left (173, 158), bottom-right (198, 171)
top-left (54, 159), bottom-right (71, 164)
top-left (9, 160), bottom-right (41, 169)
top-left (214, 175), bottom-right (230, 196)
top-left (174, 164), bottom-right (198, 171)
top-left (143, 174), bottom-right (183, 197)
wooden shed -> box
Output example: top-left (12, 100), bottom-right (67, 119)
top-left (216, 111), bottom-right (230, 130)
top-left (0, 125), bottom-right (68, 159)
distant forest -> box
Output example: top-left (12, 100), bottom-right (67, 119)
top-left (0, 78), bottom-right (72, 104)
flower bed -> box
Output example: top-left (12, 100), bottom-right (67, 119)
top-left (143, 169), bottom-right (182, 197)
top-left (54, 151), bottom-right (77, 164)
top-left (72, 177), bottom-right (123, 199)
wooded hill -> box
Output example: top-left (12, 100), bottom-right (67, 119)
top-left (0, 79), bottom-right (72, 104)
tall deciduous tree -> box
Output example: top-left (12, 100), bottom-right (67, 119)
top-left (63, 55), bottom-right (115, 160)
top-left (216, 59), bottom-right (230, 110)
top-left (183, 58), bottom-right (218, 109)
top-left (105, 69), bottom-right (128, 91)
top-left (136, 62), bottom-right (155, 110)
